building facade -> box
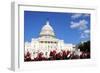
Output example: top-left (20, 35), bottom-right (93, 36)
top-left (25, 21), bottom-right (75, 59)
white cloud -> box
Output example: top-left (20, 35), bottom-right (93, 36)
top-left (80, 29), bottom-right (90, 39)
top-left (70, 14), bottom-right (90, 39)
top-left (80, 33), bottom-right (89, 39)
top-left (70, 19), bottom-right (88, 30)
top-left (71, 13), bottom-right (90, 19)
top-left (71, 13), bottom-right (82, 19)
top-left (70, 22), bottom-right (80, 28)
top-left (84, 29), bottom-right (90, 34)
top-left (80, 33), bottom-right (85, 39)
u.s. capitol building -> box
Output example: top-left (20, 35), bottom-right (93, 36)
top-left (25, 21), bottom-right (76, 59)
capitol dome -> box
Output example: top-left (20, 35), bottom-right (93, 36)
top-left (40, 21), bottom-right (55, 37)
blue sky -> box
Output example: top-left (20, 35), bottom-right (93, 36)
top-left (24, 11), bottom-right (90, 44)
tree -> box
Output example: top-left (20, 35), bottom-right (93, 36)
top-left (77, 40), bottom-right (90, 58)
top-left (78, 40), bottom-right (90, 52)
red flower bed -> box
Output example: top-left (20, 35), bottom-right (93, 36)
top-left (24, 51), bottom-right (31, 61)
top-left (24, 49), bottom-right (90, 61)
top-left (34, 52), bottom-right (48, 61)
